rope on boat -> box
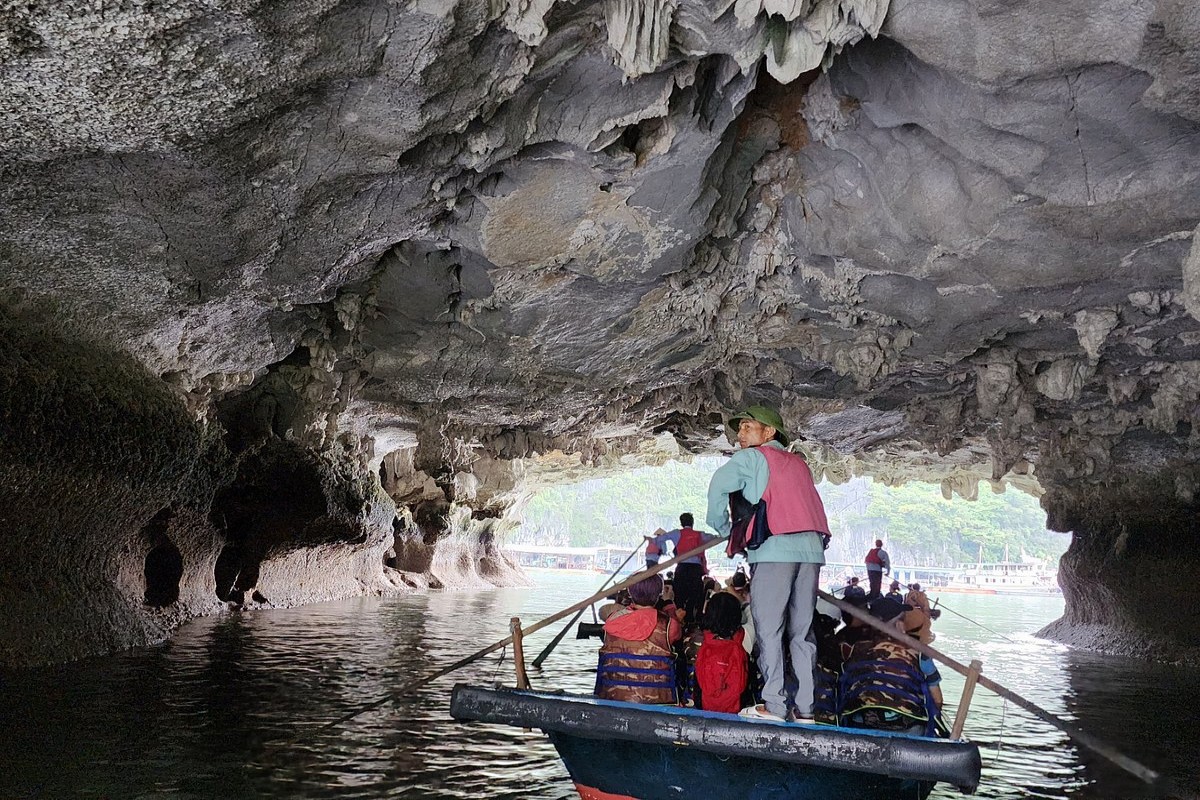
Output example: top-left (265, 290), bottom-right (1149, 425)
top-left (491, 643), bottom-right (509, 687)
top-left (996, 698), bottom-right (1008, 761)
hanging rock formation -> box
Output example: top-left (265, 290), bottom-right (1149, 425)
top-left (2, 0), bottom-right (1199, 667)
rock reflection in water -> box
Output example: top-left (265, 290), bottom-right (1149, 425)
top-left (0, 574), bottom-right (1195, 799)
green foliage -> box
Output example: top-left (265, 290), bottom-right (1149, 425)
top-left (515, 459), bottom-right (720, 548)
top-left (514, 460), bottom-right (1069, 567)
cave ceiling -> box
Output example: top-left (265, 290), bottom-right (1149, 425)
top-left (3, 0), bottom-right (1200, 504)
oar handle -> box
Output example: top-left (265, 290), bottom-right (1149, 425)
top-left (531, 541), bottom-right (644, 668)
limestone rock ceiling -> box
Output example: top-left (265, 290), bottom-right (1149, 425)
top-left (2, 0), bottom-right (1200, 664)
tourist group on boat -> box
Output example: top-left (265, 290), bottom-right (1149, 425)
top-left (592, 405), bottom-right (946, 735)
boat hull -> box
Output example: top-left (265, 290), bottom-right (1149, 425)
top-left (936, 586), bottom-right (1061, 597)
top-left (549, 728), bottom-right (935, 800)
top-left (450, 685), bottom-right (980, 800)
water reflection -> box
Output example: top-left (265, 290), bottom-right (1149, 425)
top-left (0, 575), bottom-right (1195, 799)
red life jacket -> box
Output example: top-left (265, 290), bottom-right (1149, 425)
top-left (865, 547), bottom-right (883, 566)
top-left (676, 527), bottom-right (708, 573)
top-left (694, 629), bottom-right (748, 713)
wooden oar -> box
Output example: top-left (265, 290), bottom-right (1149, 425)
top-left (531, 540), bottom-right (644, 668)
top-left (315, 534), bottom-right (729, 731)
top-left (818, 590), bottom-right (1176, 791)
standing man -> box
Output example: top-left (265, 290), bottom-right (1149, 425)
top-left (647, 514), bottom-right (715, 625)
top-left (864, 539), bottom-right (891, 599)
top-left (706, 405), bottom-right (830, 722)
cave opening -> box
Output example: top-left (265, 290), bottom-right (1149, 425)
top-left (508, 457), bottom-right (1066, 592)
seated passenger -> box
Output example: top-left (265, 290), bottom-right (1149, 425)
top-left (835, 592), bottom-right (872, 648)
top-left (693, 592), bottom-right (749, 713)
top-left (843, 576), bottom-right (867, 600)
top-left (885, 580), bottom-right (904, 600)
top-left (919, 654), bottom-right (944, 711)
top-left (903, 583), bottom-right (935, 644)
top-left (724, 569), bottom-right (750, 603)
top-left (723, 571), bottom-right (755, 654)
top-left (811, 610), bottom-right (841, 725)
top-left (595, 574), bottom-right (682, 704)
top-left (657, 578), bottom-right (684, 623)
top-left (837, 596), bottom-right (942, 736)
top-left (597, 588), bottom-right (631, 622)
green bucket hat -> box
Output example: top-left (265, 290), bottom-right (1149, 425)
top-left (727, 405), bottom-right (790, 446)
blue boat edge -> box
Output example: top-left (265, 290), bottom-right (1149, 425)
top-left (449, 684), bottom-right (982, 800)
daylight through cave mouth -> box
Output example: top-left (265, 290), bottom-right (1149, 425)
top-left (506, 456), bottom-right (1066, 586)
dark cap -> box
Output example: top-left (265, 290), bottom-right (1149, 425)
top-left (844, 593), bottom-right (869, 608)
top-left (869, 596), bottom-right (913, 623)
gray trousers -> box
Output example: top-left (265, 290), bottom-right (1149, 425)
top-left (750, 561), bottom-right (821, 717)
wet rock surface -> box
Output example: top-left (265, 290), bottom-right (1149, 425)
top-left (2, 0), bottom-right (1199, 665)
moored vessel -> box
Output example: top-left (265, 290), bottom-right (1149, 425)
top-left (937, 558), bottom-right (1060, 596)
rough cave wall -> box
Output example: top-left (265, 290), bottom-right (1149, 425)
top-left (2, 0), bottom-right (1200, 665)
top-left (0, 310), bottom-right (228, 666)
top-left (1040, 474), bottom-right (1200, 661)
top-left (380, 446), bottom-right (527, 591)
top-left (0, 308), bottom-right (401, 668)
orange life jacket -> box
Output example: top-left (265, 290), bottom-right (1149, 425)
top-left (595, 606), bottom-right (678, 705)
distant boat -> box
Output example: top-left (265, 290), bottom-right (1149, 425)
top-left (937, 557), bottom-right (1060, 597)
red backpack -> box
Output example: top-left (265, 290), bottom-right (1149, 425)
top-left (694, 630), bottom-right (749, 713)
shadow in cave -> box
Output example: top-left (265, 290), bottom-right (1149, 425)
top-left (210, 441), bottom-right (331, 606)
top-left (142, 507), bottom-right (183, 607)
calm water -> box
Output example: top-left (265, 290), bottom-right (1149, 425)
top-left (1, 572), bottom-right (1196, 799)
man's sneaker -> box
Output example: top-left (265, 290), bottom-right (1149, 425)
top-left (739, 704), bottom-right (786, 721)
top-left (788, 709), bottom-right (816, 724)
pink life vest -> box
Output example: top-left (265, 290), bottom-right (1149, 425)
top-left (759, 445), bottom-right (830, 536)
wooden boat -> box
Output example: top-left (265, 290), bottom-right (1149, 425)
top-left (450, 684), bottom-right (982, 800)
